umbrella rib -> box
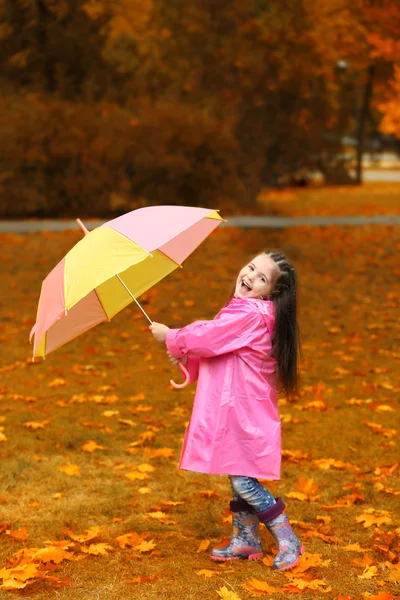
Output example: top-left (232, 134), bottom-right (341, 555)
top-left (116, 274), bottom-right (153, 324)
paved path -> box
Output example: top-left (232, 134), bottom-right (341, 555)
top-left (1, 215), bottom-right (400, 233)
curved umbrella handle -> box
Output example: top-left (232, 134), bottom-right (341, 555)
top-left (170, 361), bottom-right (190, 389)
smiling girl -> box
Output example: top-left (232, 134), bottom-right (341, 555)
top-left (150, 250), bottom-right (303, 571)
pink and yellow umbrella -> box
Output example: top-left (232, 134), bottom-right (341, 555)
top-left (30, 206), bottom-right (223, 387)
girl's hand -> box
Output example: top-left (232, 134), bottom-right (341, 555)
top-left (149, 322), bottom-right (170, 343)
top-left (167, 351), bottom-right (188, 366)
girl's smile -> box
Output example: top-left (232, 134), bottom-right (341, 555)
top-left (235, 254), bottom-right (279, 300)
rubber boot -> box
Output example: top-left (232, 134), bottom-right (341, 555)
top-left (211, 499), bottom-right (263, 561)
top-left (257, 498), bottom-right (304, 571)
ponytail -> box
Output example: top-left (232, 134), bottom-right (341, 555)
top-left (265, 251), bottom-right (300, 397)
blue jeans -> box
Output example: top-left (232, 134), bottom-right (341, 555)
top-left (229, 475), bottom-right (276, 512)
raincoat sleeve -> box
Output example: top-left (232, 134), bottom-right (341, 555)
top-left (166, 306), bottom-right (263, 358)
top-left (185, 356), bottom-right (200, 384)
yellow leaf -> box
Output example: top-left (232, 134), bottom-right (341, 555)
top-left (138, 487), bottom-right (152, 494)
top-left (217, 586), bottom-right (243, 600)
top-left (342, 543), bottom-right (368, 553)
top-left (197, 569), bottom-right (216, 577)
top-left (2, 577), bottom-right (32, 590)
top-left (102, 410), bottom-right (119, 417)
top-left (66, 526), bottom-right (101, 543)
top-left (33, 547), bottom-right (74, 563)
top-left (0, 432), bottom-right (7, 442)
top-left (22, 419), bottom-right (49, 430)
top-left (0, 562), bottom-right (38, 581)
top-left (197, 539), bottom-right (210, 553)
top-left (242, 578), bottom-right (277, 593)
top-left (81, 440), bottom-right (105, 453)
top-left (48, 378), bottom-right (66, 387)
top-left (81, 543), bottom-right (113, 556)
top-left (285, 491), bottom-right (308, 501)
top-left (147, 511), bottom-right (167, 520)
top-left (356, 512), bottom-right (392, 528)
top-left (115, 532), bottom-right (142, 549)
top-left (129, 392), bottom-right (146, 401)
top-left (147, 447), bottom-right (174, 458)
top-left (358, 565), bottom-right (378, 579)
top-left (135, 539), bottom-right (156, 553)
top-left (8, 526), bottom-right (29, 541)
top-left (59, 464), bottom-right (80, 476)
top-left (118, 419), bottom-right (137, 427)
top-left (125, 471), bottom-right (148, 481)
top-left (136, 463), bottom-right (155, 473)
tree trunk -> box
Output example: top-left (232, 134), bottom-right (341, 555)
top-left (35, 0), bottom-right (56, 93)
top-left (355, 65), bottom-right (375, 185)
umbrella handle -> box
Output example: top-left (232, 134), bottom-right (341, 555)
top-left (170, 361), bottom-right (190, 389)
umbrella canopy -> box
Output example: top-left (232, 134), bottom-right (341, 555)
top-left (30, 206), bottom-right (223, 360)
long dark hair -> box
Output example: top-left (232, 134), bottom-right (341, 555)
top-left (265, 250), bottom-right (300, 398)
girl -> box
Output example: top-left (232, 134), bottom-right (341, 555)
top-left (150, 250), bottom-right (303, 571)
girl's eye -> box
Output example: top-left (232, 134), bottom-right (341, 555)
top-left (260, 277), bottom-right (266, 283)
top-left (248, 265), bottom-right (254, 271)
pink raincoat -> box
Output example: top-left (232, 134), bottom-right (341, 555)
top-left (166, 297), bottom-right (281, 480)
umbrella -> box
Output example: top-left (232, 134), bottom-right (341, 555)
top-left (29, 205), bottom-right (223, 387)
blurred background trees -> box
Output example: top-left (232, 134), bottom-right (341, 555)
top-left (0, 0), bottom-right (399, 216)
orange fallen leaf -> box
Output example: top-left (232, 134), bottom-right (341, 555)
top-left (368, 593), bottom-right (396, 600)
top-left (146, 447), bottom-right (174, 459)
top-left (217, 586), bottom-right (243, 600)
top-left (118, 419), bottom-right (137, 427)
top-left (81, 543), bottom-right (113, 556)
top-left (341, 543), bottom-right (368, 553)
top-left (125, 471), bottom-right (149, 481)
top-left (59, 464), bottom-right (80, 476)
top-left (33, 547), bottom-right (74, 563)
top-left (137, 463), bottom-right (155, 473)
top-left (357, 565), bottom-right (378, 579)
top-left (286, 477), bottom-right (321, 502)
top-left (242, 578), bottom-right (277, 594)
top-left (8, 527), bottom-right (29, 541)
top-left (66, 526), bottom-right (101, 543)
top-left (115, 532), bottom-right (143, 548)
top-left (197, 569), bottom-right (216, 577)
top-left (147, 511), bottom-right (175, 524)
top-left (48, 378), bottom-right (66, 388)
top-left (197, 539), bottom-right (210, 553)
top-left (356, 510), bottom-right (392, 528)
top-left (135, 540), bottom-right (156, 553)
top-left (22, 419), bottom-right (50, 430)
top-left (283, 577), bottom-right (330, 592)
top-left (81, 440), bottom-right (105, 453)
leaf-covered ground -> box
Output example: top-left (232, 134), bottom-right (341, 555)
top-left (254, 183), bottom-right (400, 217)
top-left (0, 202), bottom-right (399, 599)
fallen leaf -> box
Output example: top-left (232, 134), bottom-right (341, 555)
top-left (197, 539), bottom-right (210, 553)
top-left (217, 586), bottom-right (243, 600)
top-left (81, 440), bottom-right (105, 453)
top-left (356, 511), bottom-right (392, 528)
top-left (197, 569), bottom-right (216, 577)
top-left (242, 578), bottom-right (277, 594)
top-left (115, 532), bottom-right (143, 549)
top-left (66, 526), bottom-right (101, 543)
top-left (8, 527), bottom-right (29, 541)
top-left (81, 543), bottom-right (113, 556)
top-left (59, 464), bottom-right (80, 476)
top-left (135, 540), bottom-right (156, 553)
top-left (22, 419), bottom-right (50, 430)
top-left (358, 565), bottom-right (378, 579)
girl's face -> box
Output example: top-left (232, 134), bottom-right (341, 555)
top-left (235, 254), bottom-right (279, 300)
